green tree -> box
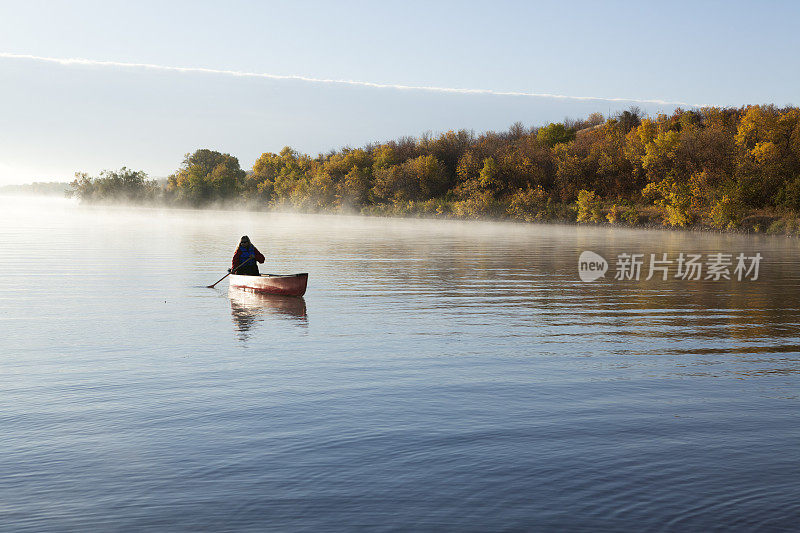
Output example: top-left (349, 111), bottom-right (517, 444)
top-left (69, 167), bottom-right (159, 204)
top-left (537, 123), bottom-right (576, 148)
top-left (167, 149), bottom-right (246, 205)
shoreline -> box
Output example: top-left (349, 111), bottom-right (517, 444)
top-left (7, 193), bottom-right (797, 238)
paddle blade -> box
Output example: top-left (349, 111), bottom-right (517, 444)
top-left (207, 272), bottom-right (230, 288)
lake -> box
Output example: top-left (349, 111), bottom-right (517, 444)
top-left (1, 196), bottom-right (798, 531)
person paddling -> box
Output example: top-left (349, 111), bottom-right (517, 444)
top-left (230, 235), bottom-right (265, 276)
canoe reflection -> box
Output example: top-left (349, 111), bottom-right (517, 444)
top-left (229, 287), bottom-right (307, 339)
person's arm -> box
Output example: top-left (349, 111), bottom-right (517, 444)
top-left (231, 248), bottom-right (241, 270)
top-left (254, 247), bottom-right (265, 264)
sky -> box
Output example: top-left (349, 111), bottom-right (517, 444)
top-left (0, 0), bottom-right (798, 185)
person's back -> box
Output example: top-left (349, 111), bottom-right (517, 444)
top-left (231, 235), bottom-right (265, 276)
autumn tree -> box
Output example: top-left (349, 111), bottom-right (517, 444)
top-left (71, 105), bottom-right (800, 230)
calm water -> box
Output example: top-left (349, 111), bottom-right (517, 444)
top-left (1, 196), bottom-right (799, 531)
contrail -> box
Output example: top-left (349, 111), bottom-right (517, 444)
top-left (0, 52), bottom-right (702, 107)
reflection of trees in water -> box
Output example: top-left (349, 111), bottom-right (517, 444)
top-left (229, 288), bottom-right (307, 341)
top-left (227, 230), bottom-right (800, 377)
top-left (324, 237), bottom-right (800, 378)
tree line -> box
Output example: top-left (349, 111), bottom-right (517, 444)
top-left (0, 182), bottom-right (70, 196)
top-left (69, 105), bottom-right (800, 233)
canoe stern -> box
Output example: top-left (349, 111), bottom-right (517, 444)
top-left (229, 273), bottom-right (308, 297)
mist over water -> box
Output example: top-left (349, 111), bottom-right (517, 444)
top-left (1, 196), bottom-right (799, 530)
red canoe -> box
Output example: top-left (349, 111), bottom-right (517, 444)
top-left (229, 273), bottom-right (308, 296)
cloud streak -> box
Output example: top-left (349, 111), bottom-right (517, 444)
top-left (0, 51), bottom-right (702, 107)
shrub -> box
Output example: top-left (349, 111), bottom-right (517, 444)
top-left (606, 204), bottom-right (621, 224)
top-left (576, 189), bottom-right (603, 223)
top-left (507, 185), bottom-right (549, 221)
top-left (643, 178), bottom-right (692, 226)
top-left (452, 191), bottom-right (497, 219)
top-left (621, 204), bottom-right (641, 224)
top-left (709, 194), bottom-right (744, 229)
top-left (767, 219), bottom-right (786, 234)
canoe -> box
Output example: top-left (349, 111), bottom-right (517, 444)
top-left (229, 273), bottom-right (308, 297)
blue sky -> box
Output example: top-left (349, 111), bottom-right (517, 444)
top-left (0, 0), bottom-right (798, 184)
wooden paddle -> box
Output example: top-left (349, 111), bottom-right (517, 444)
top-left (207, 257), bottom-right (254, 288)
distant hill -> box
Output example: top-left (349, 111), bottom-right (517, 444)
top-left (0, 182), bottom-right (71, 196)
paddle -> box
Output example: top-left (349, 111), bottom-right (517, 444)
top-left (206, 257), bottom-right (254, 288)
